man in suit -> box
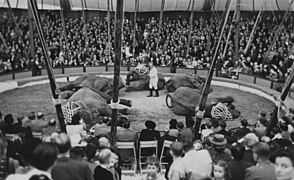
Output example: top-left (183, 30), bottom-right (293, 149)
top-left (52, 133), bottom-right (93, 180)
top-left (228, 143), bottom-right (253, 180)
top-left (244, 142), bottom-right (276, 180)
top-left (117, 121), bottom-right (138, 163)
top-left (233, 119), bottom-right (251, 141)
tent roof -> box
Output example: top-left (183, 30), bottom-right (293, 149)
top-left (0, 0), bottom-right (293, 12)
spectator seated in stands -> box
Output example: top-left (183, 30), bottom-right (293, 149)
top-left (52, 133), bottom-right (93, 180)
top-left (28, 112), bottom-right (48, 133)
top-left (233, 119), bottom-right (251, 142)
top-left (1, 114), bottom-right (19, 135)
top-left (208, 134), bottom-right (232, 163)
top-left (139, 120), bottom-right (160, 141)
top-left (168, 119), bottom-right (179, 138)
top-left (66, 114), bottom-right (86, 138)
top-left (41, 119), bottom-right (61, 136)
top-left (94, 116), bottom-right (111, 137)
top-left (6, 143), bottom-right (58, 180)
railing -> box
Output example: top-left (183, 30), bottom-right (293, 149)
top-left (0, 65), bottom-right (287, 95)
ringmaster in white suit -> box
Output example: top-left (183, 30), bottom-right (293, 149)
top-left (147, 62), bottom-right (159, 97)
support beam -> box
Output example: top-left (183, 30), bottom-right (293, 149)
top-left (132, 0), bottom-right (139, 57)
top-left (187, 0), bottom-right (195, 57)
top-left (81, 0), bottom-right (88, 51)
top-left (156, 0), bottom-right (165, 52)
top-left (234, 0), bottom-right (241, 64)
top-left (28, 0), bottom-right (66, 133)
top-left (244, 10), bottom-right (262, 55)
top-left (110, 0), bottom-right (124, 145)
top-left (262, 0), bottom-right (294, 68)
top-left (265, 63), bottom-right (294, 136)
top-left (107, 0), bottom-right (111, 61)
top-left (28, 0), bottom-right (35, 58)
top-left (222, 10), bottom-right (236, 59)
top-left (194, 0), bottom-right (232, 139)
top-left (59, 0), bottom-right (70, 61)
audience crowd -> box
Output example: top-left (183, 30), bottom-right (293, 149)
top-left (0, 11), bottom-right (293, 80)
top-left (0, 107), bottom-right (293, 180)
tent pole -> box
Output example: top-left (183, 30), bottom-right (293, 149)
top-left (59, 0), bottom-right (70, 61)
top-left (28, 0), bottom-right (66, 133)
top-left (81, 0), bottom-right (88, 51)
top-left (110, 0), bottom-right (124, 145)
top-left (244, 10), bottom-right (262, 55)
top-left (28, 0), bottom-right (35, 58)
top-left (107, 0), bottom-right (111, 63)
top-left (222, 10), bottom-right (236, 59)
top-left (186, 0), bottom-right (195, 57)
top-left (132, 0), bottom-right (139, 57)
top-left (194, 0), bottom-right (232, 139)
top-left (234, 0), bottom-right (241, 64)
top-left (156, 0), bottom-right (165, 52)
top-left (265, 63), bottom-right (294, 136)
top-left (262, 0), bottom-right (294, 70)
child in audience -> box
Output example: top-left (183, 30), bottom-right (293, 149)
top-left (142, 156), bottom-right (165, 180)
top-left (213, 160), bottom-right (229, 180)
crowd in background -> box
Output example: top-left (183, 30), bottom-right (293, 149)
top-left (0, 106), bottom-right (293, 179)
top-left (0, 11), bottom-right (293, 80)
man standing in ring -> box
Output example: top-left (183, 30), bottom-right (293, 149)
top-left (147, 62), bottom-right (159, 97)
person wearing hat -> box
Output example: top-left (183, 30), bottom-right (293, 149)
top-left (208, 134), bottom-right (232, 163)
top-left (139, 120), bottom-right (160, 157)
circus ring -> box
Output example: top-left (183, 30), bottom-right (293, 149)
top-left (0, 66), bottom-right (293, 131)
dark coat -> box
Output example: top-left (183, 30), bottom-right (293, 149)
top-left (93, 165), bottom-right (114, 180)
top-left (228, 159), bottom-right (253, 180)
top-left (244, 160), bottom-right (276, 180)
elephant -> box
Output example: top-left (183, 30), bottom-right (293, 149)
top-left (61, 87), bottom-right (131, 129)
top-left (59, 73), bottom-right (125, 97)
top-left (166, 87), bottom-right (241, 120)
top-left (59, 74), bottom-right (131, 128)
top-left (165, 73), bottom-right (206, 93)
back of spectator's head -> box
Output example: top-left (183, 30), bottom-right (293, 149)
top-left (219, 121), bottom-right (227, 129)
top-left (170, 142), bottom-right (183, 157)
top-left (280, 123), bottom-right (288, 132)
top-left (4, 114), bottom-right (14, 125)
top-left (123, 120), bottom-right (131, 129)
top-left (211, 119), bottom-right (220, 129)
top-left (71, 114), bottom-right (81, 125)
top-left (102, 116), bottom-right (110, 124)
top-left (145, 120), bottom-right (156, 130)
top-left (48, 119), bottom-right (56, 126)
top-left (98, 137), bottom-right (111, 148)
top-left (169, 119), bottom-right (178, 129)
top-left (85, 143), bottom-right (98, 161)
top-left (185, 116), bottom-right (195, 128)
top-left (118, 116), bottom-right (128, 127)
top-left (33, 143), bottom-right (58, 171)
top-left (259, 111), bottom-right (267, 117)
top-left (258, 117), bottom-right (268, 127)
top-left (177, 122), bottom-right (185, 130)
top-left (253, 142), bottom-right (270, 159)
top-left (244, 133), bottom-right (259, 148)
top-left (272, 126), bottom-right (281, 134)
top-left (17, 115), bottom-right (24, 124)
top-left (97, 148), bottom-right (112, 165)
top-left (231, 143), bottom-right (245, 161)
top-left (55, 133), bottom-right (71, 154)
top-left (70, 146), bottom-right (85, 160)
top-left (37, 112), bottom-right (44, 120)
top-left (241, 119), bottom-right (248, 127)
top-left (28, 112), bottom-right (36, 120)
